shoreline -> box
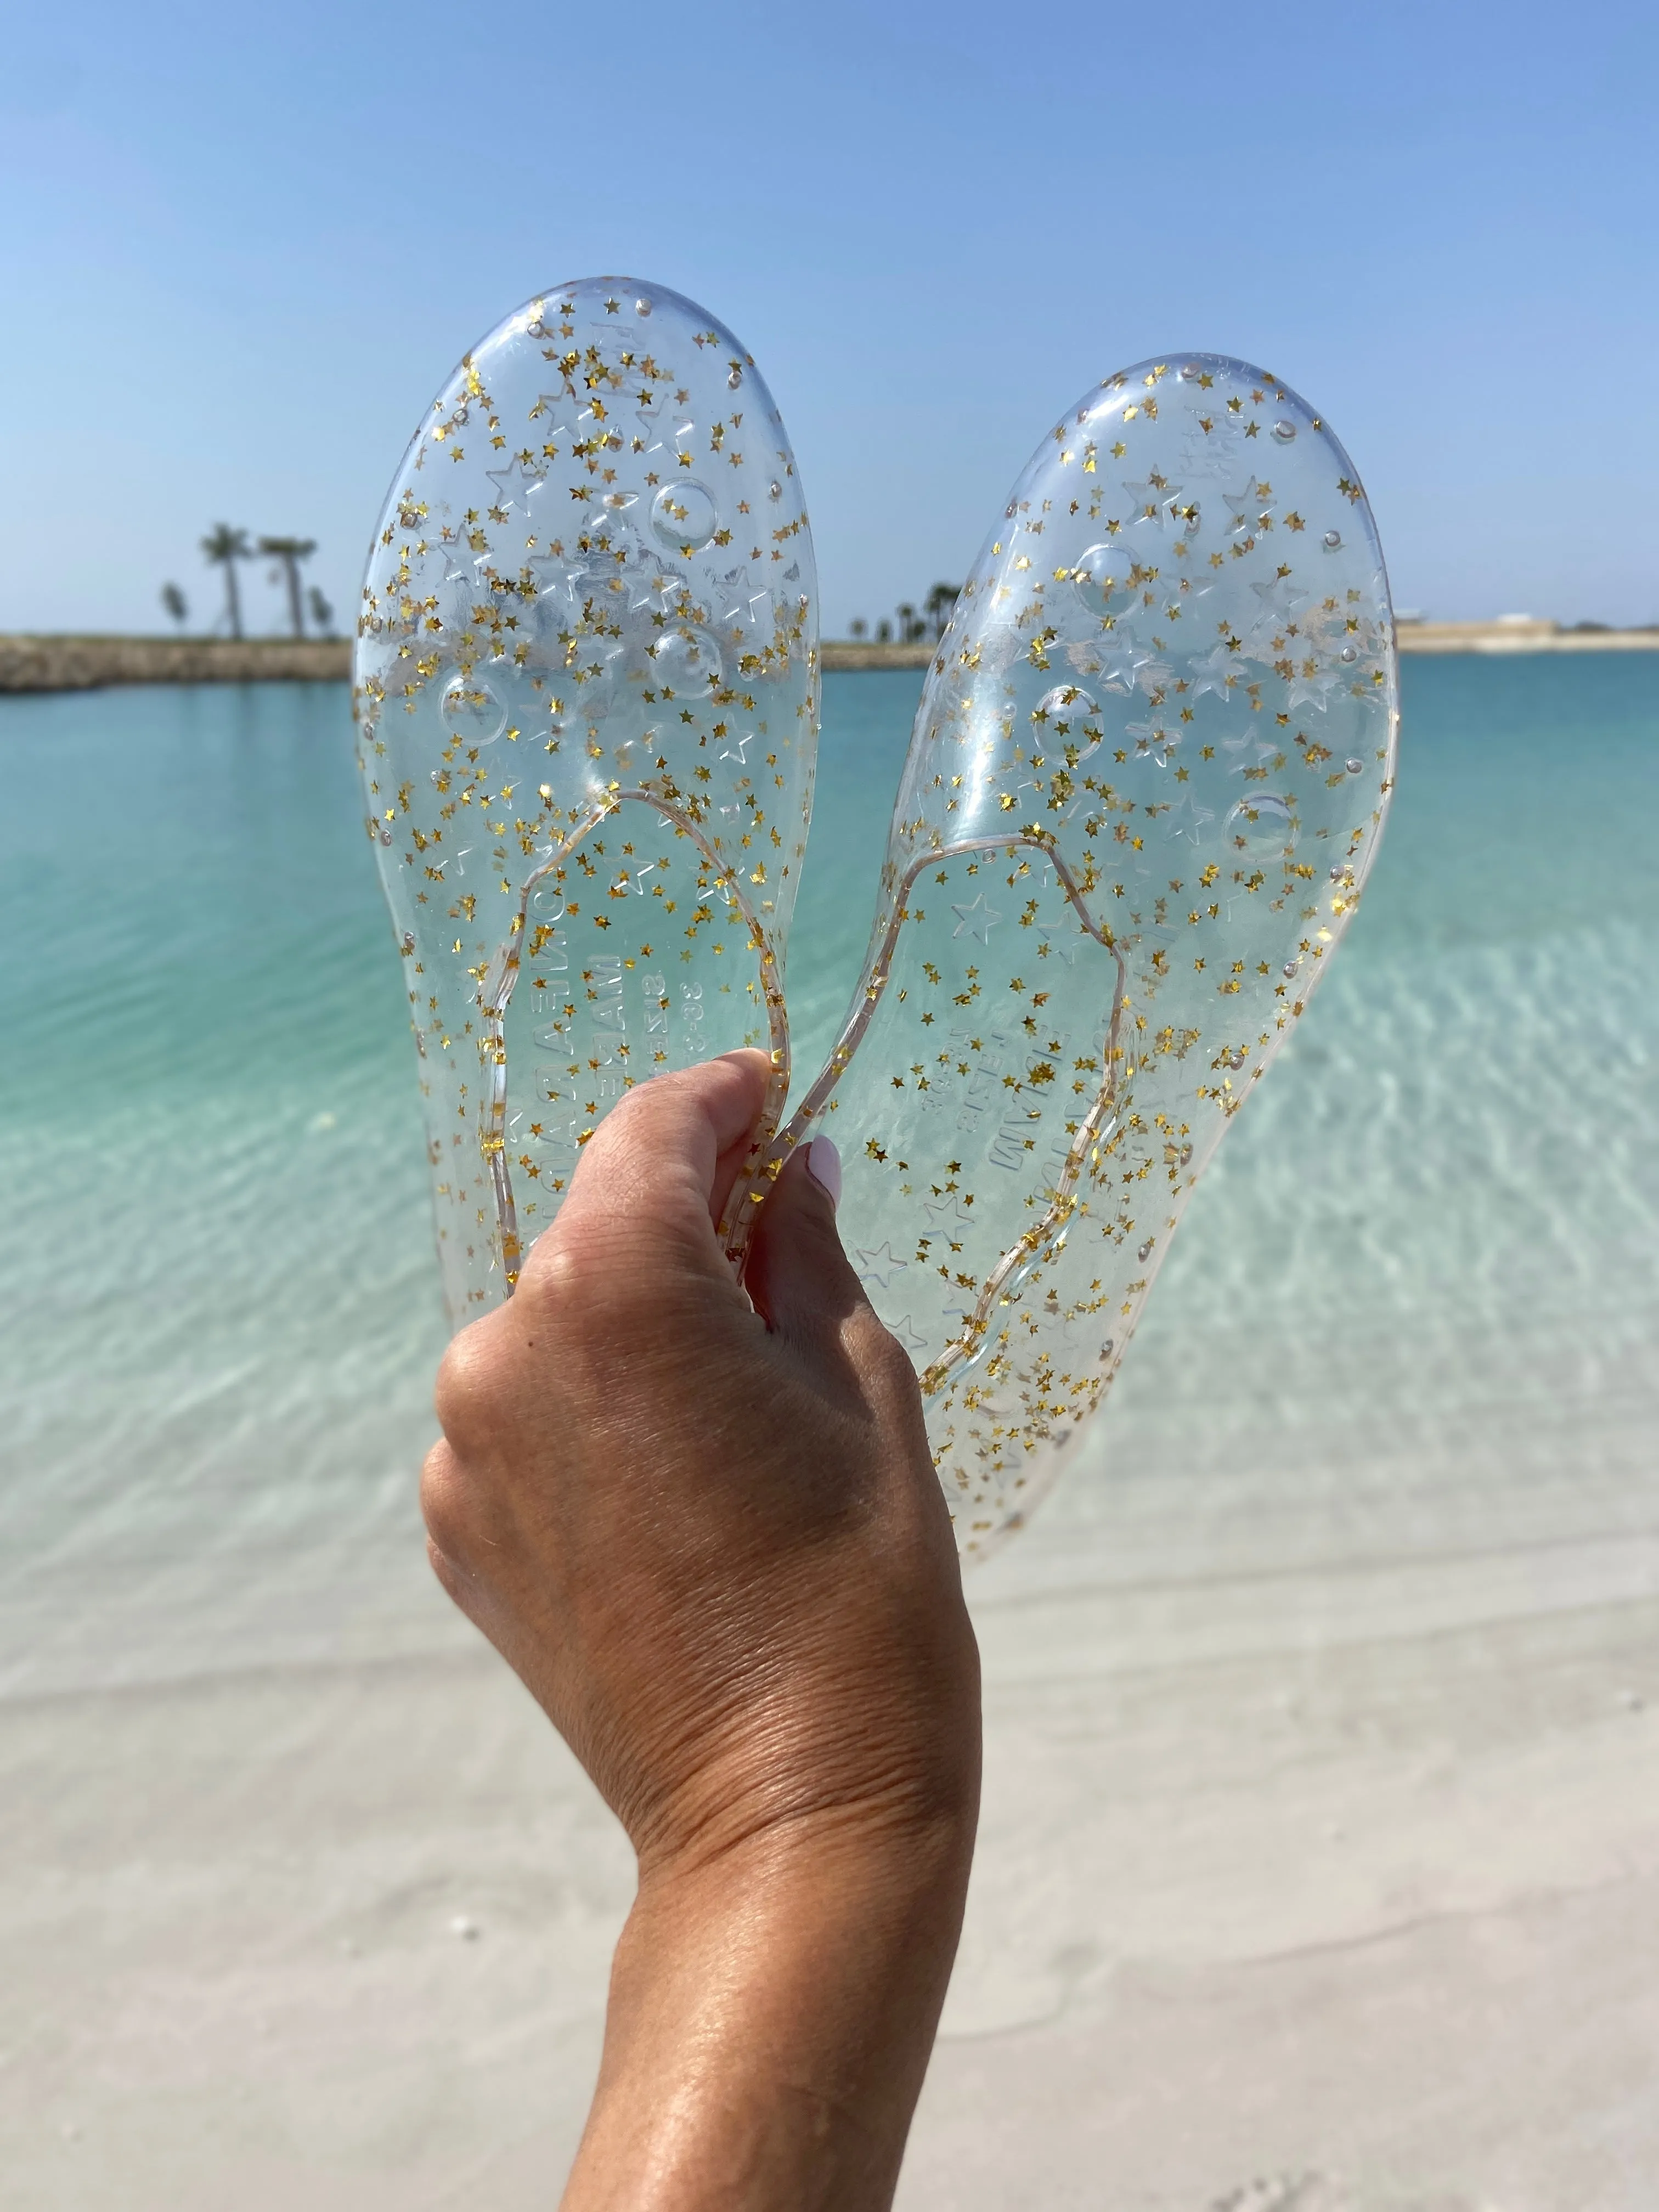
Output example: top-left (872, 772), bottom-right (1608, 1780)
top-left (1393, 618), bottom-right (1659, 654)
top-left (825, 622), bottom-right (1659, 664)
top-left (2, 621), bottom-right (1655, 695)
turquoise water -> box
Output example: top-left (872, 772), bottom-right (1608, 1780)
top-left (2, 660), bottom-right (1656, 1688)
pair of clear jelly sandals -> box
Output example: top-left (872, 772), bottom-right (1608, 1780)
top-left (354, 278), bottom-right (1398, 1558)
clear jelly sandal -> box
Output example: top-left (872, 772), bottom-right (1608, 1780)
top-left (354, 279), bottom-right (817, 1321)
top-left (752, 356), bottom-right (1398, 1555)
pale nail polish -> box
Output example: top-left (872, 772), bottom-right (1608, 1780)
top-left (804, 1136), bottom-right (842, 1209)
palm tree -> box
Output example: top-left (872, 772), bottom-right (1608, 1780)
top-left (307, 585), bottom-right (335, 637)
top-left (897, 601), bottom-right (927, 645)
top-left (201, 524), bottom-right (251, 639)
top-left (160, 582), bottom-right (189, 631)
top-left (924, 581), bottom-right (961, 642)
top-left (259, 535), bottom-right (318, 637)
top-left (849, 616), bottom-right (867, 640)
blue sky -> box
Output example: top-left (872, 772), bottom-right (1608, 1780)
top-left (2, 0), bottom-right (1656, 635)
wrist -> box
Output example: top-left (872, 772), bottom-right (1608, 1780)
top-left (564, 1808), bottom-right (976, 2210)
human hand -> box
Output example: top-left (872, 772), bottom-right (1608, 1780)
top-left (420, 1051), bottom-right (981, 2209)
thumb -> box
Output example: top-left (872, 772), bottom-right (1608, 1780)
top-left (743, 1137), bottom-right (873, 1360)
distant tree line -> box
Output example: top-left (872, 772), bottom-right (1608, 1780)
top-left (848, 581), bottom-right (961, 645)
top-left (160, 527), bottom-right (334, 640)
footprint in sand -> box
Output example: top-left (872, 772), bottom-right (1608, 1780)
top-left (1209, 2175), bottom-right (1500, 2212)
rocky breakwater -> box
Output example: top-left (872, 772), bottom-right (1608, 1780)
top-left (0, 634), bottom-right (352, 693)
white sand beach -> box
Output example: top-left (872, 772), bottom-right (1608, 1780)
top-left (5, 1309), bottom-right (1655, 2212)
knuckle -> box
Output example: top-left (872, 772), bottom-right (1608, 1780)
top-left (534, 1209), bottom-right (703, 1341)
top-left (515, 1233), bottom-right (623, 1366)
top-left (515, 1229), bottom-right (597, 1319)
top-left (520, 1200), bottom-right (652, 1318)
top-left (432, 1326), bottom-right (498, 1443)
top-left (419, 1438), bottom-right (475, 1560)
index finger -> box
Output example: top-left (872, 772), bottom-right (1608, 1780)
top-left (518, 1049), bottom-right (770, 1297)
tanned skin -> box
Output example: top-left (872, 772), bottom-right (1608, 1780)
top-left (421, 1051), bottom-right (981, 2209)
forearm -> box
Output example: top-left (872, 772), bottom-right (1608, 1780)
top-left (425, 1062), bottom-right (982, 2205)
top-left (563, 1814), bottom-right (975, 2210)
